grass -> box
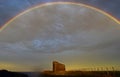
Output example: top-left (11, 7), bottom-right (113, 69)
top-left (41, 71), bottom-right (120, 77)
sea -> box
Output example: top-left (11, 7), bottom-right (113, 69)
top-left (23, 72), bottom-right (42, 77)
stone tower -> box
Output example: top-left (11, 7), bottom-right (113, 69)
top-left (53, 61), bottom-right (65, 72)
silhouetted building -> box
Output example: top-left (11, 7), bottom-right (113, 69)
top-left (53, 61), bottom-right (65, 72)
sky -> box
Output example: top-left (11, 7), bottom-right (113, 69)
top-left (0, 0), bottom-right (120, 72)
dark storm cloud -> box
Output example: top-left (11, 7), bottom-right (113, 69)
top-left (73, 0), bottom-right (120, 19)
top-left (0, 0), bottom-right (32, 26)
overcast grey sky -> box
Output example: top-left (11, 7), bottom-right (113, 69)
top-left (0, 3), bottom-right (120, 71)
top-left (0, 0), bottom-right (120, 27)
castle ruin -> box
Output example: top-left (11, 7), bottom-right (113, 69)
top-left (53, 61), bottom-right (66, 72)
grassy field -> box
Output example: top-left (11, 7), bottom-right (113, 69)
top-left (0, 70), bottom-right (120, 77)
top-left (41, 71), bottom-right (120, 77)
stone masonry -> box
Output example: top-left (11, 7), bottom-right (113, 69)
top-left (53, 61), bottom-right (65, 72)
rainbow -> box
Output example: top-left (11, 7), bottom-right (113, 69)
top-left (1, 2), bottom-right (120, 32)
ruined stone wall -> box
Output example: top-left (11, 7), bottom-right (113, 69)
top-left (53, 61), bottom-right (65, 72)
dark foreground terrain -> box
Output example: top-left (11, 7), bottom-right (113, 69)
top-left (0, 70), bottom-right (120, 77)
top-left (41, 71), bottom-right (120, 77)
top-left (0, 70), bottom-right (28, 77)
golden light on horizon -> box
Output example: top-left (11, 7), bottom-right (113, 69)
top-left (0, 62), bottom-right (31, 72)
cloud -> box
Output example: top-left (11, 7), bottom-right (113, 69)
top-left (0, 3), bottom-right (120, 54)
top-left (0, 3), bottom-right (120, 71)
